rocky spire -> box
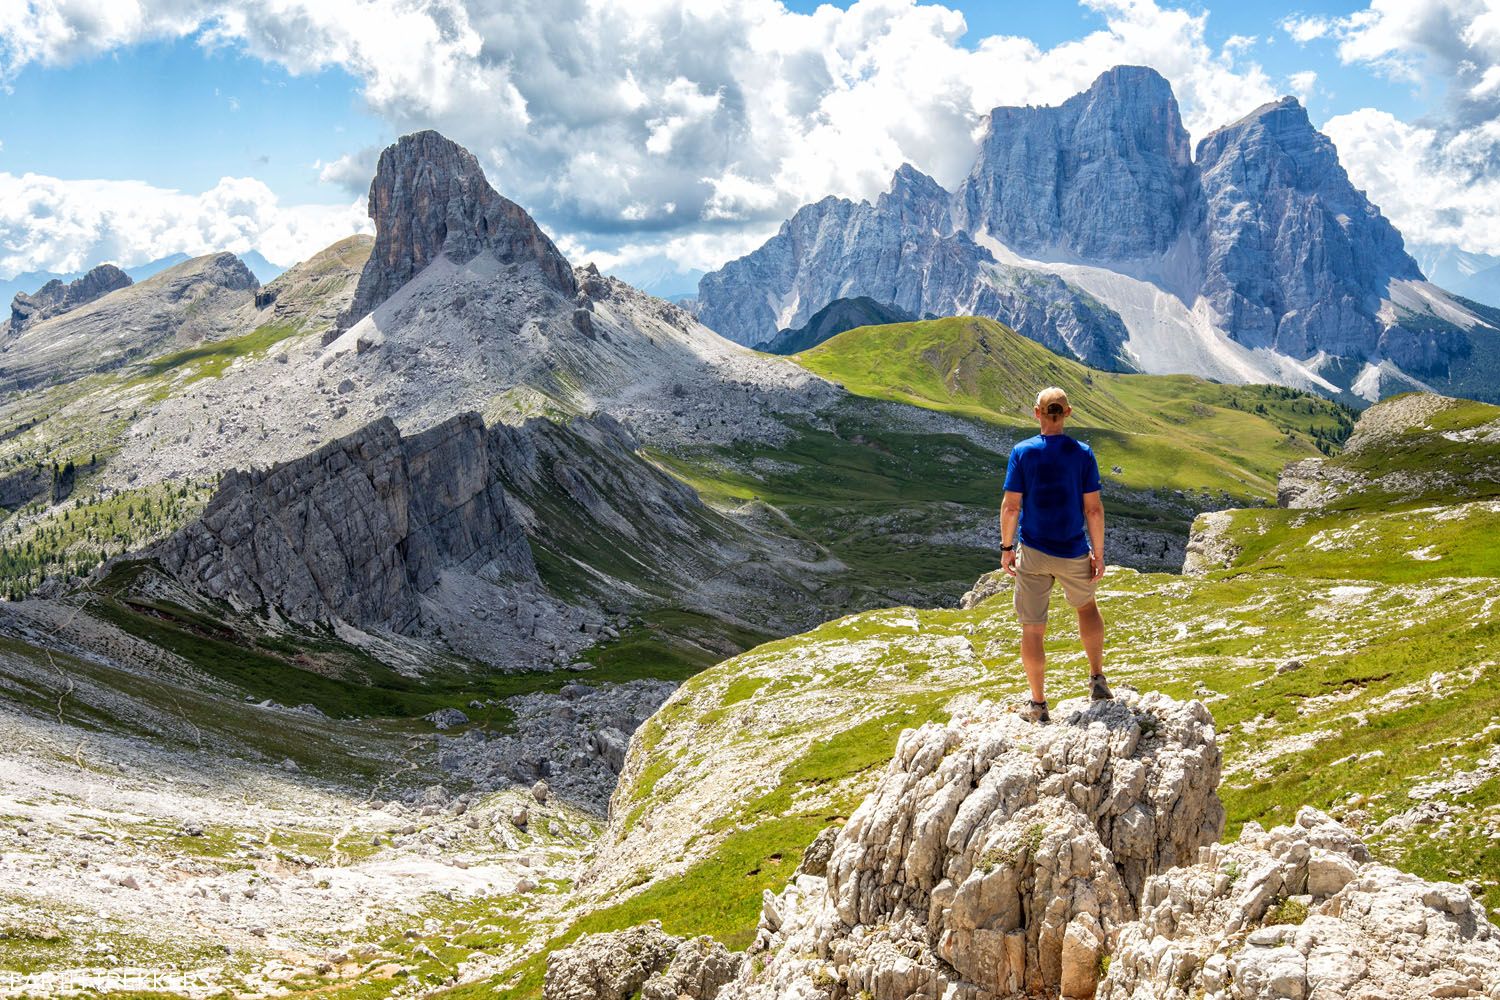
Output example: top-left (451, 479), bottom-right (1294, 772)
top-left (336, 130), bottom-right (576, 332)
top-left (9, 263), bottom-right (132, 332)
top-left (1196, 96), bottom-right (1424, 360)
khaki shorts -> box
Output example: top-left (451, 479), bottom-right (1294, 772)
top-left (1013, 545), bottom-right (1097, 625)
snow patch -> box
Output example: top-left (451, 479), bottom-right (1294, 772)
top-left (975, 234), bottom-right (1338, 393)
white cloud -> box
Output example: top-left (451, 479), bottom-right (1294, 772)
top-left (1, 0), bottom-right (1292, 276)
top-left (0, 171), bottom-right (371, 277)
top-left (1325, 107), bottom-right (1500, 256)
top-left (1276, 1), bottom-right (1500, 255)
top-left (1287, 69), bottom-right (1317, 102)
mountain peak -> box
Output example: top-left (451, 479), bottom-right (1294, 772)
top-left (336, 129), bottom-right (576, 332)
top-left (1083, 64), bottom-right (1175, 101)
top-left (957, 63), bottom-right (1192, 258)
top-left (8, 262), bottom-right (133, 332)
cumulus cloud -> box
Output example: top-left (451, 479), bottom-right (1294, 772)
top-left (1277, 1), bottom-right (1500, 254)
top-left (0, 171), bottom-right (371, 276)
top-left (0, 0), bottom-right (1305, 275)
top-left (1325, 108), bottom-right (1500, 255)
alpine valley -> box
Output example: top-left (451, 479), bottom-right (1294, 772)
top-left (0, 66), bottom-right (1498, 1000)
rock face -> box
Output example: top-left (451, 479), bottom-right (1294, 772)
top-left (955, 65), bottom-right (1194, 260)
top-left (1196, 97), bottom-right (1424, 364)
top-left (8, 264), bottom-right (132, 332)
top-left (337, 130), bottom-right (576, 332)
top-left (544, 921), bottom-right (743, 1000)
top-left (761, 296), bottom-right (915, 355)
top-left (1099, 806), bottom-right (1500, 1000)
top-left (719, 694), bottom-right (1224, 1000)
top-left (694, 164), bottom-right (1131, 368)
top-left (152, 411), bottom-right (535, 632)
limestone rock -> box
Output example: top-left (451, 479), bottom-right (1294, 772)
top-left (543, 921), bottom-right (681, 1000)
top-left (959, 569), bottom-right (1010, 609)
top-left (151, 411), bottom-right (536, 632)
top-left (955, 65), bottom-right (1193, 260)
top-left (719, 692), bottom-right (1224, 1000)
top-left (337, 130), bottom-right (576, 332)
top-left (544, 922), bottom-right (741, 1000)
top-left (694, 164), bottom-right (1131, 367)
top-left (1098, 807), bottom-right (1500, 1000)
top-left (8, 263), bottom-right (132, 332)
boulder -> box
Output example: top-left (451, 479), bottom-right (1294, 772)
top-left (542, 921), bottom-right (678, 1000)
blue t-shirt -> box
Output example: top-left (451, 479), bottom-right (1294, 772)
top-left (1003, 434), bottom-right (1101, 558)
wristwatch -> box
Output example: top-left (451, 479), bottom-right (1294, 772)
top-left (1000, 544), bottom-right (1016, 552)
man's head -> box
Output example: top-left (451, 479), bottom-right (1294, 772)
top-left (1034, 386), bottom-right (1071, 431)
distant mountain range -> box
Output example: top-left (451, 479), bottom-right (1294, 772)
top-left (1410, 244), bottom-right (1500, 308)
top-left (0, 249), bottom-right (286, 308)
top-left (696, 66), bottom-right (1500, 405)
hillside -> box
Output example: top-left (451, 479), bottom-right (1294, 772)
top-left (759, 296), bottom-right (914, 355)
top-left (1188, 392), bottom-right (1500, 580)
top-left (793, 315), bottom-right (1354, 499)
top-left (429, 391), bottom-right (1499, 998)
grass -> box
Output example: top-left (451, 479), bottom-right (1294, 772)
top-left (131, 323), bottom-right (304, 398)
top-left (792, 316), bottom-right (1353, 500)
top-left (88, 587), bottom-right (761, 726)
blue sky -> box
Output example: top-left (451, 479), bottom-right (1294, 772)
top-left (1, 0), bottom-right (1496, 282)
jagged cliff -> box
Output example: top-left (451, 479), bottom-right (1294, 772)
top-left (152, 411), bottom-right (535, 633)
top-left (695, 165), bottom-right (1131, 367)
top-left (1196, 97), bottom-right (1424, 366)
top-left (954, 65), bottom-right (1194, 260)
top-left (6, 263), bottom-right (133, 333)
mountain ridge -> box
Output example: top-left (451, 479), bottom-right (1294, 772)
top-left (696, 65), bottom-right (1500, 406)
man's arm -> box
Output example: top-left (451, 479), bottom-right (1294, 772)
top-left (1001, 490), bottom-right (1023, 577)
top-left (1083, 491), bottom-right (1105, 581)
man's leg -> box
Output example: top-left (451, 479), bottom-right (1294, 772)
top-left (1076, 599), bottom-right (1104, 676)
top-left (1021, 623), bottom-right (1047, 703)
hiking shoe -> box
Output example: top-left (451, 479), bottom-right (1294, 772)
top-left (1016, 698), bottom-right (1050, 724)
top-left (1089, 673), bottom-right (1114, 701)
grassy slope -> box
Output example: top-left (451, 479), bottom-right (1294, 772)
top-left (1204, 395), bottom-right (1500, 580)
top-left (793, 316), bottom-right (1354, 499)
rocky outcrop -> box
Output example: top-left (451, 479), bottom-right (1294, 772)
top-left (761, 297), bottom-right (914, 355)
top-left (720, 694), bottom-right (1224, 1000)
top-left (1099, 807), bottom-right (1500, 999)
top-left (955, 65), bottom-right (1194, 260)
top-left (695, 165), bottom-right (1131, 367)
top-left (1196, 97), bottom-right (1425, 365)
top-left (544, 921), bottom-right (743, 1000)
top-left (337, 130), bottom-right (576, 333)
top-left (8, 264), bottom-right (132, 333)
top-left (152, 411), bottom-right (535, 632)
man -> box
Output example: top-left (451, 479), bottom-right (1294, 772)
top-left (1000, 386), bottom-right (1111, 723)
